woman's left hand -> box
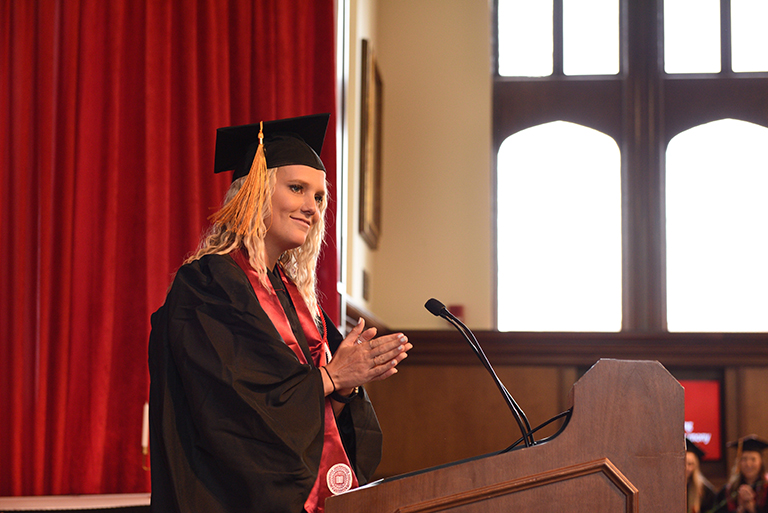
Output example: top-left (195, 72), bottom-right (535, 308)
top-left (323, 318), bottom-right (412, 394)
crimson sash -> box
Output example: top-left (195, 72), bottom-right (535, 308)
top-left (231, 250), bottom-right (358, 512)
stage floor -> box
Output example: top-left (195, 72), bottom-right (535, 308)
top-left (0, 493), bottom-right (150, 512)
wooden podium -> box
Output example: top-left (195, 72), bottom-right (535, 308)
top-left (326, 359), bottom-right (685, 512)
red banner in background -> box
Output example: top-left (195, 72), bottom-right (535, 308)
top-left (681, 379), bottom-right (722, 461)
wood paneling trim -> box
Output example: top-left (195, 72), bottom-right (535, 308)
top-left (396, 458), bottom-right (638, 513)
top-left (400, 330), bottom-right (768, 367)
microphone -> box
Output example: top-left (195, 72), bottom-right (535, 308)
top-left (424, 298), bottom-right (534, 447)
top-left (424, 298), bottom-right (447, 317)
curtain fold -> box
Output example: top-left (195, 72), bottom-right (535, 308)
top-left (1, 0), bottom-right (338, 495)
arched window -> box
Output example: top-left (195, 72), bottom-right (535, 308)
top-left (666, 119), bottom-right (768, 332)
top-left (497, 121), bottom-right (621, 331)
top-left (495, 0), bottom-right (768, 332)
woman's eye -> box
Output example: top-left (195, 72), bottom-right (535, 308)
top-left (315, 195), bottom-right (324, 205)
top-left (289, 184), bottom-right (302, 193)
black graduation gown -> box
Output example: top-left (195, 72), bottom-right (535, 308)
top-left (148, 253), bottom-right (382, 513)
top-left (693, 478), bottom-right (717, 513)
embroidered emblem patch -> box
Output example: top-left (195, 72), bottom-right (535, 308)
top-left (326, 463), bottom-right (353, 495)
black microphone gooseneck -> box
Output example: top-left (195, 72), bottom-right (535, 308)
top-left (424, 298), bottom-right (534, 447)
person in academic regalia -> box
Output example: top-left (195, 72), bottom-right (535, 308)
top-left (686, 438), bottom-right (717, 513)
top-left (148, 114), bottom-right (412, 513)
top-left (711, 435), bottom-right (768, 513)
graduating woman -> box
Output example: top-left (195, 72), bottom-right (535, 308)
top-left (712, 436), bottom-right (768, 513)
top-left (148, 114), bottom-right (411, 513)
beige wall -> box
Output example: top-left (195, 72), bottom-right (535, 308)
top-left (343, 0), bottom-right (493, 330)
top-left (339, 0), bottom-right (768, 490)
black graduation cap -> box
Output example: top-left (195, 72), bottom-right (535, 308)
top-left (213, 113), bottom-right (330, 181)
top-left (727, 435), bottom-right (768, 453)
top-left (686, 438), bottom-right (706, 460)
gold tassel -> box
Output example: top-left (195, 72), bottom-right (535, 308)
top-left (210, 121), bottom-right (268, 238)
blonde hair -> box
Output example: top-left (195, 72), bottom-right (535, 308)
top-left (186, 165), bottom-right (327, 317)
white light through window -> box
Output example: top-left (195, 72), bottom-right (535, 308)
top-left (498, 0), bottom-right (553, 77)
top-left (563, 0), bottom-right (619, 75)
top-left (731, 0), bottom-right (768, 72)
top-left (497, 121), bottom-right (622, 332)
top-left (666, 119), bottom-right (768, 332)
top-left (664, 0), bottom-right (721, 74)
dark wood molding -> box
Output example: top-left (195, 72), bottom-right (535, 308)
top-left (342, 302), bottom-right (768, 367)
top-left (399, 330), bottom-right (768, 368)
top-left (395, 458), bottom-right (638, 513)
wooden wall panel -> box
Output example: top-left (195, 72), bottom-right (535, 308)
top-left (365, 360), bottom-right (768, 485)
top-left (347, 318), bottom-right (768, 484)
top-left (365, 365), bottom-right (569, 478)
top-left (740, 368), bottom-right (768, 436)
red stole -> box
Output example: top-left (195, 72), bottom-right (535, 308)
top-left (231, 251), bottom-right (358, 513)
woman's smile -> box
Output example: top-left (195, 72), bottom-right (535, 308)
top-left (264, 164), bottom-right (326, 267)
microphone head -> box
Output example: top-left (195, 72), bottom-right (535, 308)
top-left (424, 298), bottom-right (446, 317)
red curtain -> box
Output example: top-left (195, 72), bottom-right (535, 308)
top-left (0, 0), bottom-right (338, 496)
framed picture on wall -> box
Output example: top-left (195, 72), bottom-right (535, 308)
top-left (359, 39), bottom-right (383, 249)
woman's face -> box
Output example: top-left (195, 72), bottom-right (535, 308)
top-left (740, 451), bottom-right (763, 483)
top-left (685, 452), bottom-right (698, 480)
top-left (264, 165), bottom-right (326, 265)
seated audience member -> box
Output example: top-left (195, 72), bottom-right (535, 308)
top-left (713, 435), bottom-right (768, 513)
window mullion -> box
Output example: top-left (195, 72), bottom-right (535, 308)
top-left (621, 0), bottom-right (666, 331)
top-left (720, 0), bottom-right (732, 73)
top-left (553, 0), bottom-right (564, 76)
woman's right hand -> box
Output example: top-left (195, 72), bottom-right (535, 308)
top-left (323, 318), bottom-right (411, 394)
